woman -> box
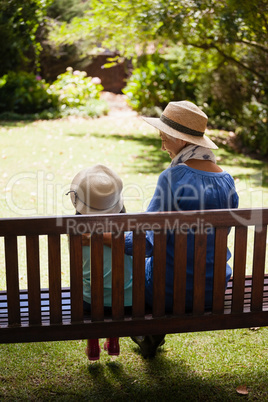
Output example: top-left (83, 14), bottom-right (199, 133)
top-left (124, 101), bottom-right (239, 358)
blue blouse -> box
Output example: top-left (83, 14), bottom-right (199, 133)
top-left (125, 165), bottom-right (239, 311)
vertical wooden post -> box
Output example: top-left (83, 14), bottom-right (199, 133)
top-left (5, 236), bottom-right (20, 325)
top-left (48, 234), bottom-right (62, 324)
top-left (69, 235), bottom-right (83, 322)
top-left (26, 235), bottom-right (41, 325)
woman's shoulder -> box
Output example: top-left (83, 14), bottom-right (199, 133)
top-left (160, 164), bottom-right (236, 187)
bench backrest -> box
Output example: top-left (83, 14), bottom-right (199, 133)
top-left (0, 208), bottom-right (267, 329)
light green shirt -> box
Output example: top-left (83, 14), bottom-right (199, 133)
top-left (82, 245), bottom-right (133, 307)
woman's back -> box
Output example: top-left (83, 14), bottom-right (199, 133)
top-left (144, 164), bottom-right (239, 311)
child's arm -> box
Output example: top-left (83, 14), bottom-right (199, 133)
top-left (82, 233), bottom-right (91, 246)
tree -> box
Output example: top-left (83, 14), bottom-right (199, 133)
top-left (52, 0), bottom-right (267, 99)
top-left (50, 0), bottom-right (268, 153)
top-left (47, 0), bottom-right (89, 23)
top-left (0, 0), bottom-right (52, 76)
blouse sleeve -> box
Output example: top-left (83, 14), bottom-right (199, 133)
top-left (146, 170), bottom-right (172, 212)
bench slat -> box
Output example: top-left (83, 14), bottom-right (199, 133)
top-left (112, 232), bottom-right (125, 320)
top-left (26, 235), bottom-right (41, 325)
top-left (193, 233), bottom-right (207, 314)
top-left (251, 225), bottom-right (267, 311)
top-left (69, 235), bottom-right (84, 322)
top-left (173, 232), bottom-right (187, 314)
top-left (90, 233), bottom-right (104, 321)
top-left (48, 234), bottom-right (62, 324)
top-left (232, 226), bottom-right (247, 313)
top-left (4, 236), bottom-right (20, 325)
top-left (153, 231), bottom-right (166, 318)
top-left (1, 209), bottom-right (268, 236)
top-left (132, 232), bottom-right (146, 318)
top-left (212, 227), bottom-right (229, 314)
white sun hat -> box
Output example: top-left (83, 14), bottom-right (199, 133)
top-left (69, 164), bottom-right (123, 215)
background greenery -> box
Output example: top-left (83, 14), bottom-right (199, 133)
top-left (49, 0), bottom-right (268, 155)
top-left (0, 0), bottom-right (267, 154)
top-left (0, 68), bottom-right (108, 120)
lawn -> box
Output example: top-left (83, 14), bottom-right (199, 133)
top-left (0, 114), bottom-right (268, 400)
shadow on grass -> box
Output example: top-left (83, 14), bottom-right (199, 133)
top-left (69, 131), bottom-right (170, 174)
top-left (0, 340), bottom-right (267, 400)
top-left (80, 349), bottom-right (268, 401)
top-left (0, 120), bottom-right (34, 128)
top-left (68, 130), bottom-right (268, 186)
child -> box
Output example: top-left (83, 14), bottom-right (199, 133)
top-left (68, 164), bottom-right (132, 361)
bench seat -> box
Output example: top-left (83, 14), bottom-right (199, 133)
top-left (1, 276), bottom-right (268, 344)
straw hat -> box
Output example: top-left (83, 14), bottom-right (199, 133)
top-left (142, 101), bottom-right (218, 149)
top-left (69, 164), bottom-right (123, 214)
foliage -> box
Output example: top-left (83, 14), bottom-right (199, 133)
top-left (0, 0), bottom-right (52, 75)
top-left (49, 67), bottom-right (103, 105)
top-left (123, 53), bottom-right (195, 115)
top-left (0, 69), bottom-right (108, 120)
top-left (51, 0), bottom-right (268, 154)
top-left (235, 101), bottom-right (268, 156)
top-left (0, 71), bottom-right (58, 114)
top-left (48, 67), bottom-right (108, 117)
top-left (47, 0), bottom-right (90, 22)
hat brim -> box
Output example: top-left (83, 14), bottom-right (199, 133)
top-left (142, 116), bottom-right (218, 150)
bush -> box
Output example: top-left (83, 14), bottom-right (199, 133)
top-left (47, 67), bottom-right (108, 117)
top-left (235, 100), bottom-right (268, 156)
top-left (49, 67), bottom-right (103, 106)
top-left (122, 53), bottom-right (195, 116)
top-left (0, 68), bottom-right (109, 119)
top-left (0, 71), bottom-right (59, 114)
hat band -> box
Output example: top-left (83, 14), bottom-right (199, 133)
top-left (66, 190), bottom-right (119, 212)
top-left (160, 115), bottom-right (204, 137)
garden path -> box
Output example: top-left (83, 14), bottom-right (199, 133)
top-left (100, 91), bottom-right (138, 117)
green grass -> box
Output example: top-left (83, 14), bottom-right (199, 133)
top-left (0, 330), bottom-right (267, 401)
top-left (0, 116), bottom-right (268, 400)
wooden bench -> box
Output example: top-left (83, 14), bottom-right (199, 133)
top-left (0, 208), bottom-right (267, 345)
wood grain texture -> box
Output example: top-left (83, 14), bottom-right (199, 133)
top-left (69, 235), bottom-right (83, 322)
top-left (48, 234), bottom-right (62, 324)
top-left (26, 235), bottom-right (41, 324)
top-left (232, 226), bottom-right (248, 313)
top-left (212, 227), bottom-right (229, 314)
top-left (251, 225), bottom-right (267, 311)
top-left (132, 231), bottom-right (146, 318)
top-left (111, 232), bottom-right (125, 319)
top-left (90, 233), bottom-right (104, 321)
top-left (4, 236), bottom-right (20, 325)
top-left (153, 231), bottom-right (166, 317)
top-left (193, 233), bottom-right (207, 314)
top-left (173, 232), bottom-right (187, 315)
